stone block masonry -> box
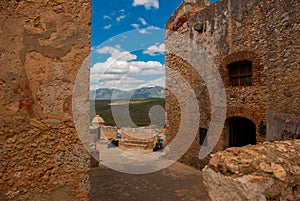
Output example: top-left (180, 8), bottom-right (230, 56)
top-left (0, 0), bottom-right (91, 200)
top-left (165, 0), bottom-right (300, 169)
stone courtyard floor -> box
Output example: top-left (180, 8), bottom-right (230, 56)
top-left (89, 162), bottom-right (209, 201)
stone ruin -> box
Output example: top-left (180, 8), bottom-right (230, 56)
top-left (0, 0), bottom-right (299, 200)
top-left (165, 0), bottom-right (300, 168)
top-left (165, 0), bottom-right (300, 199)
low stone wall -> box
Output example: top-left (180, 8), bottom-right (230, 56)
top-left (203, 140), bottom-right (300, 201)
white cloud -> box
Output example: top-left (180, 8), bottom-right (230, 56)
top-left (103, 15), bottom-right (112, 20)
top-left (138, 77), bottom-right (165, 89)
top-left (150, 77), bottom-right (165, 87)
top-left (138, 17), bottom-right (148, 25)
top-left (92, 75), bottom-right (166, 91)
top-left (129, 61), bottom-right (163, 69)
top-left (103, 24), bottom-right (112, 30)
top-left (116, 15), bottom-right (126, 22)
top-left (143, 43), bottom-right (165, 56)
top-left (90, 73), bottom-right (122, 85)
top-left (90, 76), bottom-right (146, 91)
top-left (96, 46), bottom-right (137, 61)
top-left (132, 0), bottom-right (159, 9)
top-left (98, 74), bottom-right (123, 80)
top-left (147, 25), bottom-right (160, 29)
top-left (91, 46), bottom-right (165, 90)
top-left (140, 69), bottom-right (163, 75)
top-left (93, 47), bottom-right (163, 74)
top-left (92, 61), bottom-right (135, 75)
top-left (131, 23), bottom-right (140, 29)
top-left (91, 59), bottom-right (162, 75)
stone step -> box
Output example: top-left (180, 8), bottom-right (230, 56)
top-left (122, 143), bottom-right (152, 149)
top-left (123, 140), bottom-right (151, 145)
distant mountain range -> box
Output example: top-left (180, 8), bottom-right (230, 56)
top-left (90, 86), bottom-right (165, 100)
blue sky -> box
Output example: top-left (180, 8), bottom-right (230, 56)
top-left (90, 0), bottom-right (218, 91)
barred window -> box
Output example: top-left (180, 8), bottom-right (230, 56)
top-left (228, 61), bottom-right (252, 86)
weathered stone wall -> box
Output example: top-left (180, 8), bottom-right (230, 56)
top-left (165, 0), bottom-right (210, 168)
top-left (0, 1), bottom-right (91, 200)
top-left (165, 0), bottom-right (300, 168)
top-left (267, 112), bottom-right (300, 141)
top-left (203, 140), bottom-right (300, 201)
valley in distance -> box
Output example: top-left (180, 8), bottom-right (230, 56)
top-left (90, 86), bottom-right (165, 127)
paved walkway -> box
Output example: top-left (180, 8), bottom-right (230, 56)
top-left (89, 162), bottom-right (209, 201)
top-left (90, 137), bottom-right (208, 201)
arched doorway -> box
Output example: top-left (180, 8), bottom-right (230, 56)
top-left (229, 117), bottom-right (256, 147)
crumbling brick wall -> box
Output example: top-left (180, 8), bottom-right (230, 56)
top-left (0, 0), bottom-right (91, 200)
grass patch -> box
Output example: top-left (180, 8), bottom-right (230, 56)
top-left (91, 98), bottom-right (165, 127)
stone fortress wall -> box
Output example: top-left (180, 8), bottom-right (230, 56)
top-left (165, 0), bottom-right (300, 168)
top-left (0, 1), bottom-right (91, 200)
top-left (0, 0), bottom-right (299, 200)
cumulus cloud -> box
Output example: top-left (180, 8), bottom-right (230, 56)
top-left (140, 69), bottom-right (163, 75)
top-left (138, 77), bottom-right (165, 89)
top-left (91, 58), bottom-right (162, 75)
top-left (90, 76), bottom-right (146, 91)
top-left (96, 46), bottom-right (137, 61)
top-left (90, 73), bottom-right (122, 86)
top-left (91, 46), bottom-right (165, 90)
top-left (132, 0), bottom-right (159, 10)
top-left (143, 43), bottom-right (165, 56)
top-left (92, 60), bottom-right (139, 75)
top-left (129, 61), bottom-right (163, 69)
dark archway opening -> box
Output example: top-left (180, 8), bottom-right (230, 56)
top-left (229, 117), bottom-right (256, 147)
